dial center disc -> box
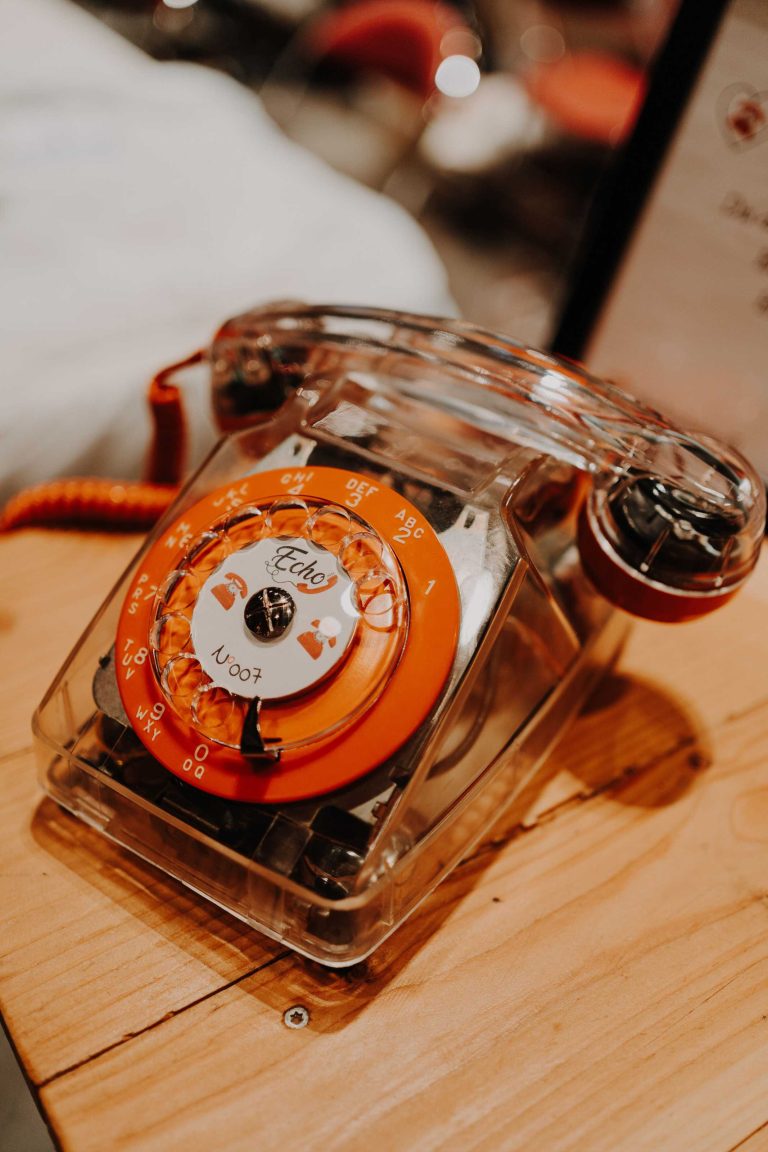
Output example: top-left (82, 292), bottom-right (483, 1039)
top-left (190, 536), bottom-right (358, 701)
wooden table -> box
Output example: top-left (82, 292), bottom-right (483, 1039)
top-left (2, 528), bottom-right (768, 1152)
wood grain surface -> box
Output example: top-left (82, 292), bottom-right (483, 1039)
top-left (1, 529), bottom-right (767, 1151)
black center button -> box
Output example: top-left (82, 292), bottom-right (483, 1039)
top-left (244, 586), bottom-right (296, 642)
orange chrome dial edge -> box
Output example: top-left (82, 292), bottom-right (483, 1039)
top-left (115, 467), bottom-right (460, 802)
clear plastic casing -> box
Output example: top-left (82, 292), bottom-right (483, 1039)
top-left (33, 307), bottom-right (765, 965)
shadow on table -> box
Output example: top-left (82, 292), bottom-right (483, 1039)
top-left (30, 798), bottom-right (285, 980)
top-left (32, 668), bottom-right (711, 1035)
top-left (550, 672), bottom-right (712, 809)
top-left (248, 671), bottom-right (713, 1028)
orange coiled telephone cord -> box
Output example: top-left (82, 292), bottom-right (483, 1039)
top-left (0, 350), bottom-right (204, 532)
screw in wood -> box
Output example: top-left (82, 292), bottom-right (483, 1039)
top-left (283, 1005), bottom-right (310, 1029)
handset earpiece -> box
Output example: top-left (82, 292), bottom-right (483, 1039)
top-left (208, 304), bottom-right (765, 623)
top-left (579, 440), bottom-right (761, 621)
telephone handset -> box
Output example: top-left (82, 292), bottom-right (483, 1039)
top-left (35, 305), bottom-right (765, 964)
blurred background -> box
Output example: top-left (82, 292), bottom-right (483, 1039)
top-left (69, 0), bottom-right (678, 345)
top-left (1, 0), bottom-right (681, 1144)
top-left (1, 0), bottom-right (681, 499)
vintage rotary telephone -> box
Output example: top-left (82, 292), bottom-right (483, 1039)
top-left (34, 305), bottom-right (766, 965)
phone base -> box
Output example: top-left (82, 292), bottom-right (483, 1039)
top-left (35, 588), bottom-right (627, 967)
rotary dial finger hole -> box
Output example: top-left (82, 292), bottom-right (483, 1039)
top-left (161, 653), bottom-right (205, 700)
top-left (184, 530), bottom-right (232, 575)
top-left (353, 570), bottom-right (399, 625)
top-left (305, 505), bottom-right (353, 552)
top-left (222, 505), bottom-right (267, 550)
top-left (264, 498), bottom-right (310, 539)
top-left (190, 683), bottom-right (243, 744)
top-left (151, 612), bottom-right (192, 656)
top-left (155, 569), bottom-right (200, 614)
top-left (338, 532), bottom-right (385, 579)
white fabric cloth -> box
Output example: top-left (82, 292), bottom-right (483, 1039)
top-left (0, 0), bottom-right (454, 498)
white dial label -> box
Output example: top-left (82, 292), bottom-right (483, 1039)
top-left (190, 537), bottom-right (358, 701)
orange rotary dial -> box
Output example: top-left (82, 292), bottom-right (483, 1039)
top-left (116, 467), bottom-right (460, 802)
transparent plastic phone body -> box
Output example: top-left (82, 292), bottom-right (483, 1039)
top-left (33, 307), bottom-right (764, 965)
